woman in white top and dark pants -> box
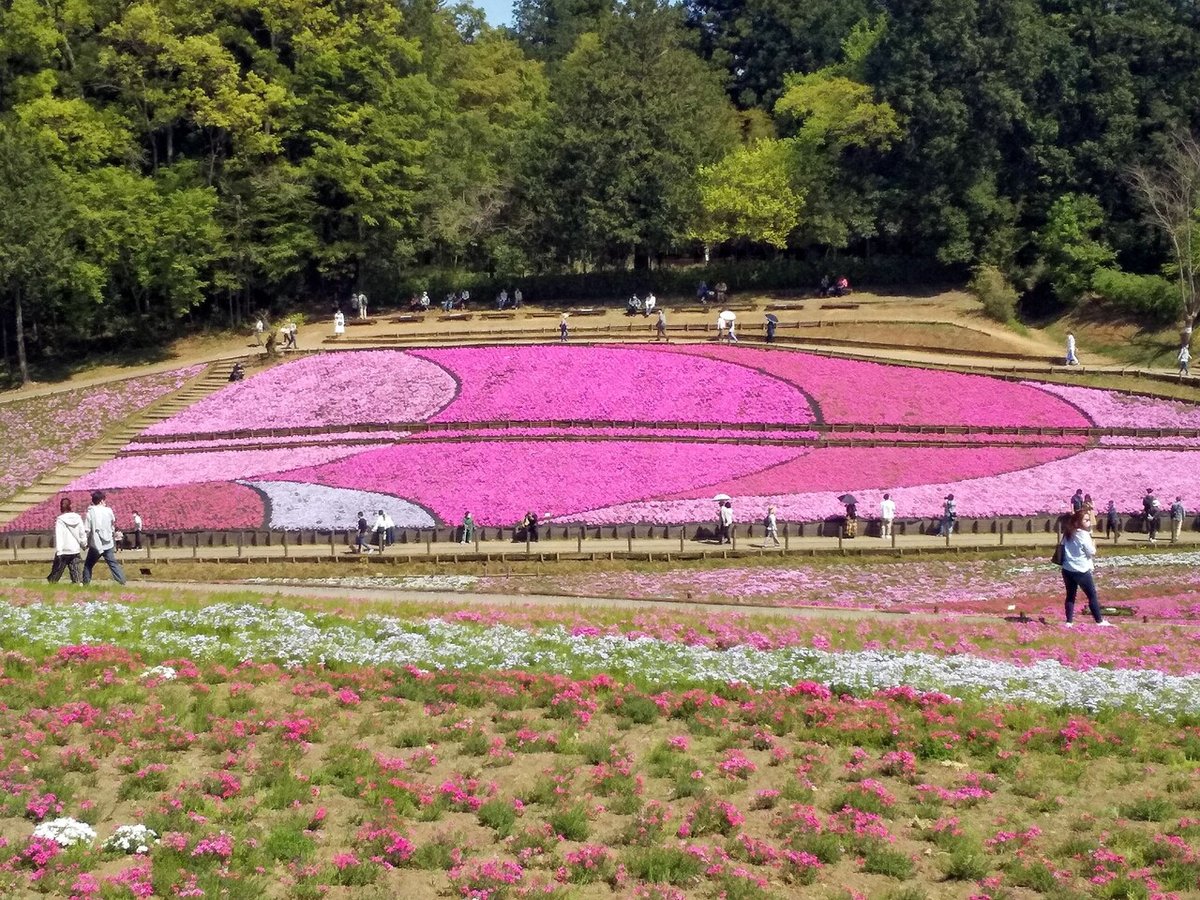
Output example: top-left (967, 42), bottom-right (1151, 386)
top-left (1059, 511), bottom-right (1113, 627)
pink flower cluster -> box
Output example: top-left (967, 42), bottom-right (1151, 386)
top-left (0, 365), bottom-right (202, 501)
top-left (24, 345), bottom-right (1200, 529)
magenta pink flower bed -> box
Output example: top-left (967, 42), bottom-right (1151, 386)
top-left (6, 482), bottom-right (264, 532)
top-left (271, 441), bottom-right (799, 527)
top-left (7, 346), bottom-right (1198, 530)
top-left (668, 345), bottom-right (1092, 427)
top-left (412, 346), bottom-right (816, 425)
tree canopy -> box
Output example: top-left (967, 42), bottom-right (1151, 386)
top-left (2, 0), bottom-right (1200, 379)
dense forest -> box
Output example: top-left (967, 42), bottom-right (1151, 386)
top-left (2, 0), bottom-right (1200, 380)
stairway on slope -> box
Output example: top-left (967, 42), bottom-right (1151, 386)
top-left (0, 361), bottom-right (238, 527)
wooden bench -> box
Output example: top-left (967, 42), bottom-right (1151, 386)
top-left (389, 314), bottom-right (426, 323)
top-left (568, 308), bottom-right (606, 316)
top-left (438, 313), bottom-right (473, 321)
top-left (346, 318), bottom-right (378, 326)
top-left (820, 302), bottom-right (860, 310)
top-left (482, 312), bottom-right (517, 320)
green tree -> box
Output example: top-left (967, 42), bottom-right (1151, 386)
top-left (773, 66), bottom-right (900, 249)
top-left (1036, 193), bottom-right (1114, 303)
top-left (0, 122), bottom-right (101, 383)
top-left (684, 0), bottom-right (884, 108)
top-left (523, 0), bottom-right (739, 267)
top-left (512, 0), bottom-right (614, 62)
top-left (691, 139), bottom-right (804, 251)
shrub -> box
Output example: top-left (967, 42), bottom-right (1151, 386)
top-left (622, 846), bottom-right (705, 885)
top-left (941, 848), bottom-right (991, 880)
top-left (1091, 268), bottom-right (1180, 325)
top-left (547, 803), bottom-right (590, 841)
top-left (968, 265), bottom-right (1019, 323)
top-left (862, 845), bottom-right (915, 879)
top-left (477, 798), bottom-right (518, 837)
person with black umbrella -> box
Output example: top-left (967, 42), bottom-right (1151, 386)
top-left (839, 494), bottom-right (858, 538)
top-left (765, 314), bottom-right (778, 343)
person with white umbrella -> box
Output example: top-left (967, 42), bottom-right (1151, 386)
top-left (719, 310), bottom-right (738, 343)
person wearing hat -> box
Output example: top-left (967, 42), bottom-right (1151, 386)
top-left (1170, 496), bottom-right (1186, 543)
top-left (559, 313), bottom-right (569, 342)
top-left (939, 494), bottom-right (957, 537)
top-left (1142, 488), bottom-right (1161, 543)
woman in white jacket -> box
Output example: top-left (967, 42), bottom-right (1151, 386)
top-left (48, 497), bottom-right (88, 584)
top-left (1058, 510), bottom-right (1114, 627)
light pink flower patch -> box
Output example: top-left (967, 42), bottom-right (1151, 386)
top-left (70, 446), bottom-right (364, 490)
top-left (1024, 381), bottom-right (1200, 429)
top-left (141, 351), bottom-right (456, 436)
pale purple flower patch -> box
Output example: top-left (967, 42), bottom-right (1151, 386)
top-left (246, 481), bottom-right (435, 530)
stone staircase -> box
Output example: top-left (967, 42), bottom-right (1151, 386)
top-left (0, 361), bottom-right (236, 527)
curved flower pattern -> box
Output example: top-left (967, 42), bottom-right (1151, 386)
top-left (9, 346), bottom-right (1197, 529)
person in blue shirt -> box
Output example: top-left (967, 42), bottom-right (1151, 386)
top-left (1057, 511), bottom-right (1113, 627)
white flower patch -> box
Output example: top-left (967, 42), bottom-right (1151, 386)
top-left (139, 665), bottom-right (177, 681)
top-left (33, 817), bottom-right (96, 847)
top-left (4, 601), bottom-right (1200, 720)
top-left (104, 824), bottom-right (158, 854)
top-left (1006, 550), bottom-right (1200, 576)
top-left (244, 574), bottom-right (479, 592)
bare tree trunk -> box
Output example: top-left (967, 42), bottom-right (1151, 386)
top-left (15, 286), bottom-right (29, 386)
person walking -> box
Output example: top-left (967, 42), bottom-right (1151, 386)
top-left (1143, 488), bottom-right (1161, 543)
top-left (82, 491), bottom-right (126, 585)
top-left (254, 317), bottom-right (264, 346)
top-left (843, 497), bottom-right (858, 538)
top-left (1056, 511), bottom-right (1113, 627)
top-left (358, 292), bottom-right (369, 319)
top-left (559, 314), bottom-right (569, 343)
top-left (333, 310), bottom-right (345, 335)
top-left (1104, 499), bottom-right (1119, 539)
top-left (656, 308), bottom-right (667, 341)
top-left (1082, 494), bottom-right (1096, 530)
top-left (1179, 345), bottom-right (1191, 376)
top-left (382, 510), bottom-right (396, 545)
top-left (372, 510), bottom-right (388, 548)
top-left (939, 494), bottom-right (957, 537)
top-left (513, 288), bottom-right (523, 308)
top-left (727, 320), bottom-right (738, 343)
top-left (879, 493), bottom-right (895, 539)
top-left (1170, 496), bottom-right (1186, 543)
top-left (461, 512), bottom-right (475, 545)
top-left (47, 497), bottom-right (87, 584)
top-left (131, 511), bottom-right (143, 550)
top-left (764, 505), bottom-right (780, 546)
top-left (1065, 332), bottom-right (1079, 365)
top-left (1070, 488), bottom-right (1084, 513)
top-left (720, 500), bottom-right (734, 544)
top-left (355, 511), bottom-right (371, 553)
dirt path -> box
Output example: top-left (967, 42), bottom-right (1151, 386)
top-left (110, 577), bottom-right (998, 623)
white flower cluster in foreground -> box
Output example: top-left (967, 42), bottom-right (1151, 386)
top-left (245, 574), bottom-right (480, 591)
top-left (1006, 550), bottom-right (1200, 575)
top-left (139, 665), bottom-right (177, 681)
top-left (33, 817), bottom-right (96, 847)
top-left (103, 824), bottom-right (158, 854)
top-left (2, 601), bottom-right (1199, 720)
